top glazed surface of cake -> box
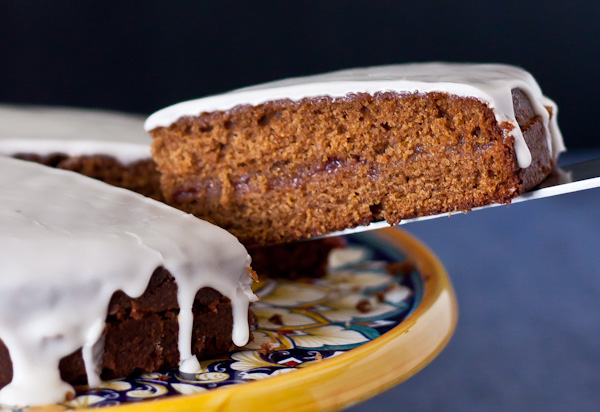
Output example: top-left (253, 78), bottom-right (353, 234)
top-left (145, 63), bottom-right (565, 168)
top-left (0, 105), bottom-right (152, 164)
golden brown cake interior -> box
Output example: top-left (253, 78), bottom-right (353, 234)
top-left (150, 90), bottom-right (554, 246)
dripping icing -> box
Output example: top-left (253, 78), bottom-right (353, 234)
top-left (0, 157), bottom-right (257, 406)
top-left (145, 63), bottom-right (565, 169)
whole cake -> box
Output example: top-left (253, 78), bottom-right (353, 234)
top-left (0, 156), bottom-right (257, 406)
top-left (145, 63), bottom-right (565, 246)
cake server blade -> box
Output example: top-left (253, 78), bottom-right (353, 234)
top-left (315, 157), bottom-right (600, 239)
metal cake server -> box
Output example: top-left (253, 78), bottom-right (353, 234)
top-left (316, 157), bottom-right (600, 239)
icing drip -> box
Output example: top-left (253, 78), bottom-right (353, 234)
top-left (0, 157), bottom-right (257, 406)
top-left (0, 105), bottom-right (151, 164)
top-left (144, 63), bottom-right (565, 168)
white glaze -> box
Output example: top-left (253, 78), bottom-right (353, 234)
top-left (145, 63), bottom-right (566, 168)
top-left (0, 105), bottom-right (151, 163)
top-left (0, 156), bottom-right (257, 406)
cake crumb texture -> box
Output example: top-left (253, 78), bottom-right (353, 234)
top-left (151, 90), bottom-right (553, 245)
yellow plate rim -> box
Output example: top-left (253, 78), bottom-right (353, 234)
top-left (77, 228), bottom-right (458, 412)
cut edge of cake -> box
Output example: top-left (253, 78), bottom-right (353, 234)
top-left (145, 63), bottom-right (565, 245)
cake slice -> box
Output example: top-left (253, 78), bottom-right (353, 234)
top-left (0, 157), bottom-right (257, 406)
top-left (146, 63), bottom-right (565, 246)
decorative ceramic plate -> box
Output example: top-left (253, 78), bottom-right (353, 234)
top-left (6, 228), bottom-right (457, 412)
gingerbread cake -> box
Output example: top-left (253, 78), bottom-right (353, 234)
top-left (146, 63), bottom-right (565, 246)
top-left (0, 157), bottom-right (257, 406)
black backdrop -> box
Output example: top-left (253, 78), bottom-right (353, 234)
top-left (1, 0), bottom-right (598, 148)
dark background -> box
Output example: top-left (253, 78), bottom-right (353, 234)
top-left (1, 1), bottom-right (599, 148)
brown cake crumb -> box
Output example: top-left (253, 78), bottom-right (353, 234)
top-left (208, 300), bottom-right (219, 314)
top-left (356, 299), bottom-right (373, 313)
top-left (268, 313), bottom-right (284, 326)
top-left (258, 342), bottom-right (275, 356)
top-left (247, 267), bottom-right (259, 282)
